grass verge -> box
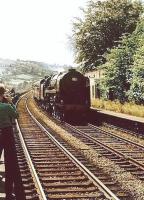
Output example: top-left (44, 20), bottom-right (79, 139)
top-left (91, 99), bottom-right (144, 118)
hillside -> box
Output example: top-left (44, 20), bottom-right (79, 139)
top-left (1, 59), bottom-right (72, 92)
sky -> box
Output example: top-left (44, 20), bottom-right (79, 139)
top-left (0, 0), bottom-right (88, 65)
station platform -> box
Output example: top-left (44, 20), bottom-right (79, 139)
top-left (0, 151), bottom-right (5, 200)
top-left (94, 108), bottom-right (144, 124)
top-left (90, 107), bottom-right (144, 134)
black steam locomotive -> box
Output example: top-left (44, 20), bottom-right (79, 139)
top-left (33, 69), bottom-right (90, 122)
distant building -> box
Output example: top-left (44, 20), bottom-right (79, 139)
top-left (85, 68), bottom-right (104, 102)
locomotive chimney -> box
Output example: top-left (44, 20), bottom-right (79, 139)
top-left (68, 68), bottom-right (76, 72)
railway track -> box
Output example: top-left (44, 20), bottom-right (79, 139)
top-left (63, 123), bottom-right (144, 181)
top-left (15, 95), bottom-right (125, 199)
top-left (101, 123), bottom-right (144, 139)
top-left (13, 128), bottom-right (40, 200)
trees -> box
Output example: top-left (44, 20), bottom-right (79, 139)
top-left (72, 0), bottom-right (143, 72)
top-left (101, 19), bottom-right (144, 103)
top-left (128, 21), bottom-right (144, 104)
top-left (101, 35), bottom-right (138, 102)
top-left (72, 0), bottom-right (144, 103)
top-left (128, 42), bottom-right (144, 103)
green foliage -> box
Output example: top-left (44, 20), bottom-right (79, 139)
top-left (102, 18), bottom-right (144, 103)
top-left (72, 0), bottom-right (143, 72)
top-left (101, 34), bottom-right (138, 102)
top-left (128, 43), bottom-right (144, 103)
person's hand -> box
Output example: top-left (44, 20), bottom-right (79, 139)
top-left (4, 95), bottom-right (13, 104)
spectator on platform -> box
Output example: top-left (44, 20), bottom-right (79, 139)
top-left (0, 86), bottom-right (9, 160)
top-left (0, 85), bottom-right (19, 200)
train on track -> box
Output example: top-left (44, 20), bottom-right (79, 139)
top-left (33, 68), bottom-right (90, 122)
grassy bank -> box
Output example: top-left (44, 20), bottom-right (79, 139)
top-left (91, 99), bottom-right (144, 118)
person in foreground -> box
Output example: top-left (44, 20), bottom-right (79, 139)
top-left (0, 85), bottom-right (19, 200)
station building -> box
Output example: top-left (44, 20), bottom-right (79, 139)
top-left (85, 68), bottom-right (104, 103)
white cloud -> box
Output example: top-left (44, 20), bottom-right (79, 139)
top-left (0, 0), bottom-right (87, 65)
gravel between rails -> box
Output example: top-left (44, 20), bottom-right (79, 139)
top-left (26, 95), bottom-right (144, 200)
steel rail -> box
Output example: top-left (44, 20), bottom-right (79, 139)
top-left (66, 123), bottom-right (144, 170)
top-left (26, 99), bottom-right (120, 200)
top-left (102, 123), bottom-right (142, 136)
top-left (89, 123), bottom-right (144, 150)
top-left (15, 94), bottom-right (47, 200)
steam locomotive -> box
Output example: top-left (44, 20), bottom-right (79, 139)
top-left (33, 68), bottom-right (90, 122)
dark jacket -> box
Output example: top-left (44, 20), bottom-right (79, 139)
top-left (0, 102), bottom-right (18, 128)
